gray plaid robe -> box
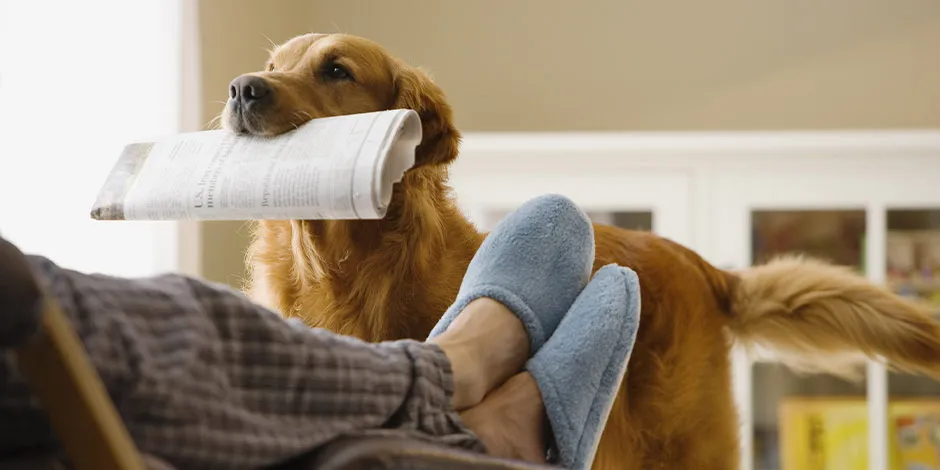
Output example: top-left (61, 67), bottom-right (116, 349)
top-left (0, 256), bottom-right (482, 469)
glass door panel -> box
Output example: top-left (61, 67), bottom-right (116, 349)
top-left (885, 209), bottom-right (940, 468)
top-left (475, 209), bottom-right (654, 232)
top-left (586, 211), bottom-right (654, 231)
top-left (885, 209), bottom-right (940, 313)
top-left (751, 210), bottom-right (867, 269)
top-left (750, 209), bottom-right (868, 470)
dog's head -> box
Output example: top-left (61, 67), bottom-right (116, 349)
top-left (222, 33), bottom-right (459, 168)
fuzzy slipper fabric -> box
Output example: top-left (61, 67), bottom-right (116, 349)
top-left (427, 193), bottom-right (595, 354)
top-left (528, 264), bottom-right (641, 470)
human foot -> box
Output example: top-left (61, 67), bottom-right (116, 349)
top-left (431, 298), bottom-right (530, 410)
top-left (427, 194), bottom-right (595, 353)
top-left (459, 372), bottom-right (548, 464)
top-left (426, 194), bottom-right (595, 411)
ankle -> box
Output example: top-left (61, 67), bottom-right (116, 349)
top-left (458, 372), bottom-right (548, 464)
top-left (435, 338), bottom-right (487, 409)
top-left (431, 297), bottom-right (531, 408)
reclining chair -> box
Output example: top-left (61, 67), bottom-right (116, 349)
top-left (0, 237), bottom-right (552, 470)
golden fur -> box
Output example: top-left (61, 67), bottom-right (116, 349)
top-left (225, 33), bottom-right (940, 469)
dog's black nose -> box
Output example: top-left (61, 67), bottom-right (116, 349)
top-left (229, 75), bottom-right (272, 107)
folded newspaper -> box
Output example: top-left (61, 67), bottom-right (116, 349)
top-left (90, 109), bottom-right (422, 221)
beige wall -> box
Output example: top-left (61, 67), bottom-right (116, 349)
top-left (310, 0), bottom-right (940, 131)
top-left (195, 0), bottom-right (314, 286)
top-left (194, 0), bottom-right (940, 285)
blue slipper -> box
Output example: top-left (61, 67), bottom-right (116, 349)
top-left (427, 193), bottom-right (595, 354)
top-left (528, 264), bottom-right (641, 470)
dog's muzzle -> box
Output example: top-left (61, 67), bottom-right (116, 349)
top-left (227, 75), bottom-right (274, 134)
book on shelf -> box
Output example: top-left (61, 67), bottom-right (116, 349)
top-left (90, 109), bottom-right (422, 221)
top-left (778, 397), bottom-right (940, 470)
top-left (887, 231), bottom-right (940, 313)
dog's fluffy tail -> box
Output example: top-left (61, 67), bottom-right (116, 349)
top-left (723, 254), bottom-right (940, 379)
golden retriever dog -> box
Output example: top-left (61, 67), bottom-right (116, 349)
top-left (222, 33), bottom-right (940, 469)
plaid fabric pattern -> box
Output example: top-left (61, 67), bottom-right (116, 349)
top-left (0, 256), bottom-right (482, 469)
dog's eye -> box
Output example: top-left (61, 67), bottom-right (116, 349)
top-left (323, 63), bottom-right (353, 81)
top-left (266, 63), bottom-right (275, 72)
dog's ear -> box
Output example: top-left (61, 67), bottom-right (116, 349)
top-left (392, 65), bottom-right (460, 167)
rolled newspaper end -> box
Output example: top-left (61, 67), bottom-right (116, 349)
top-left (0, 235), bottom-right (44, 349)
top-left (90, 109), bottom-right (422, 221)
top-left (89, 143), bottom-right (154, 221)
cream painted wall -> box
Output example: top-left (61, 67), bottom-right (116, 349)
top-left (194, 0), bottom-right (940, 286)
top-left (195, 0), bottom-right (314, 286)
top-left (310, 0), bottom-right (940, 131)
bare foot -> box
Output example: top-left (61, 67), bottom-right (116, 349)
top-left (430, 298), bottom-right (530, 410)
top-left (460, 372), bottom-right (548, 463)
